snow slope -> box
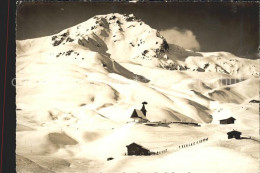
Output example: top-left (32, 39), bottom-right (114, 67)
top-left (16, 13), bottom-right (259, 173)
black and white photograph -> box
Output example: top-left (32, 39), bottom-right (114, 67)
top-left (15, 2), bottom-right (259, 173)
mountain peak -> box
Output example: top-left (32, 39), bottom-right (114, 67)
top-left (49, 13), bottom-right (173, 67)
top-left (18, 13), bottom-right (259, 77)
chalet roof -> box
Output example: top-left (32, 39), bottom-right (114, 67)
top-left (220, 117), bottom-right (236, 121)
top-left (131, 109), bottom-right (148, 120)
top-left (227, 130), bottom-right (241, 135)
top-left (126, 142), bottom-right (140, 147)
top-left (126, 142), bottom-right (150, 151)
top-left (249, 99), bottom-right (260, 103)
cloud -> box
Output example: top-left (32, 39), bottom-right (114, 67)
top-left (160, 28), bottom-right (200, 51)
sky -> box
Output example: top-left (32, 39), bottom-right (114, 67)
top-left (16, 2), bottom-right (259, 59)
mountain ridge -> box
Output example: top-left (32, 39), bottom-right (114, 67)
top-left (17, 13), bottom-right (259, 77)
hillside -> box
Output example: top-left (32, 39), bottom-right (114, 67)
top-left (16, 13), bottom-right (259, 173)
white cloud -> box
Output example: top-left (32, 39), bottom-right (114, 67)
top-left (160, 27), bottom-right (200, 51)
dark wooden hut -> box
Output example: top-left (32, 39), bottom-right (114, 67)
top-left (126, 142), bottom-right (150, 156)
top-left (227, 130), bottom-right (241, 139)
top-left (220, 117), bottom-right (236, 124)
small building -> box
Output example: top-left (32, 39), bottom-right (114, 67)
top-left (131, 109), bottom-right (148, 123)
top-left (227, 130), bottom-right (241, 139)
top-left (220, 117), bottom-right (236, 124)
top-left (130, 101), bottom-right (149, 123)
top-left (126, 142), bottom-right (150, 156)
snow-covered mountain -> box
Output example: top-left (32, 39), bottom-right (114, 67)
top-left (16, 13), bottom-right (259, 173)
top-left (17, 13), bottom-right (259, 76)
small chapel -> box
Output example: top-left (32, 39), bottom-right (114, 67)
top-left (130, 101), bottom-right (149, 123)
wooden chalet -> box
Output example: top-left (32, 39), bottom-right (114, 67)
top-left (220, 117), bottom-right (236, 124)
top-left (126, 142), bottom-right (150, 156)
top-left (227, 130), bottom-right (242, 139)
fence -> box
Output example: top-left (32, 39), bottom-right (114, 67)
top-left (179, 137), bottom-right (208, 149)
top-left (150, 149), bottom-right (168, 155)
top-left (171, 121), bottom-right (200, 126)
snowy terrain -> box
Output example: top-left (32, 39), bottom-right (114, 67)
top-left (16, 13), bottom-right (259, 173)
